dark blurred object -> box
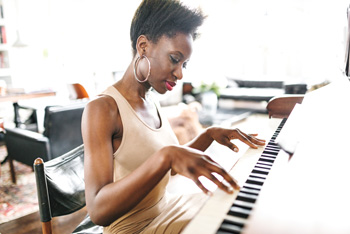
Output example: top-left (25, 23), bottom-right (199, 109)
top-left (34, 145), bottom-right (103, 234)
top-left (4, 102), bottom-right (87, 183)
top-left (13, 102), bottom-right (39, 132)
top-left (182, 82), bottom-right (194, 95)
top-left (233, 79), bottom-right (284, 89)
top-left (284, 84), bottom-right (307, 94)
top-left (221, 78), bottom-right (285, 102)
top-left (345, 5), bottom-right (350, 77)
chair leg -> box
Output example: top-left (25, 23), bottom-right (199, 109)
top-left (42, 220), bottom-right (53, 234)
top-left (9, 157), bottom-right (16, 184)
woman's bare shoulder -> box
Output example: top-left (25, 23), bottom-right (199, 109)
top-left (85, 95), bottom-right (118, 115)
top-left (82, 95), bottom-right (121, 130)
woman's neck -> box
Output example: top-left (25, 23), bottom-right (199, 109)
top-left (115, 63), bottom-right (151, 101)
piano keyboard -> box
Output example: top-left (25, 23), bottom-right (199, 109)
top-left (216, 118), bottom-right (287, 234)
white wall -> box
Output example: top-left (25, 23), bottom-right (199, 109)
top-left (3, 0), bottom-right (350, 97)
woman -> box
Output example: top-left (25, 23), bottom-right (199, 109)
top-left (82, 0), bottom-right (265, 233)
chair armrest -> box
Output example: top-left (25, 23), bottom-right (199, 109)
top-left (266, 95), bottom-right (304, 118)
top-left (34, 158), bottom-right (52, 223)
top-left (4, 127), bottom-right (51, 164)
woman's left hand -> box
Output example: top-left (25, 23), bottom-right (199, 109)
top-left (207, 127), bottom-right (266, 152)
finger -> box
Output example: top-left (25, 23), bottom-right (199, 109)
top-left (194, 178), bottom-right (212, 196)
top-left (235, 129), bottom-right (258, 149)
top-left (219, 136), bottom-right (239, 152)
top-left (247, 134), bottom-right (266, 146)
top-left (236, 130), bottom-right (265, 147)
top-left (227, 142), bottom-right (239, 152)
top-left (210, 173), bottom-right (238, 193)
top-left (203, 162), bottom-right (240, 191)
top-left (248, 133), bottom-right (265, 142)
top-left (218, 169), bottom-right (240, 190)
top-left (207, 172), bottom-right (235, 193)
top-left (236, 131), bottom-right (265, 144)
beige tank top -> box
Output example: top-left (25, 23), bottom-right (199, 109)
top-left (101, 86), bottom-right (180, 233)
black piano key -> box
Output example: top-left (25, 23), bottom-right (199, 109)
top-left (236, 195), bottom-right (256, 203)
top-left (243, 185), bottom-right (261, 191)
top-left (252, 169), bottom-right (268, 175)
top-left (231, 202), bottom-right (253, 211)
top-left (246, 179), bottom-right (264, 186)
top-left (258, 158), bottom-right (274, 163)
top-left (246, 179), bottom-right (263, 186)
top-left (241, 183), bottom-right (262, 191)
top-left (263, 150), bottom-right (279, 156)
top-left (262, 150), bottom-right (279, 155)
top-left (228, 206), bottom-right (250, 219)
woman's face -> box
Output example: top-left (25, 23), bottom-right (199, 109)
top-left (145, 33), bottom-right (193, 94)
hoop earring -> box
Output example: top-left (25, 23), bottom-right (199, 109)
top-left (134, 55), bottom-right (151, 83)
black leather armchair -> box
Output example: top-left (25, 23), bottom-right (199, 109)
top-left (34, 145), bottom-right (103, 234)
top-left (4, 102), bottom-right (87, 183)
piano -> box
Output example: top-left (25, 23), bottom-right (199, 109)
top-left (182, 76), bottom-right (350, 234)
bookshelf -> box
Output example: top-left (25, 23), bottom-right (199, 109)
top-left (0, 0), bottom-right (10, 87)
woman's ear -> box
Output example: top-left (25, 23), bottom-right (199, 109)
top-left (136, 35), bottom-right (148, 56)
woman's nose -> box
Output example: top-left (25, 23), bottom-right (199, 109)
top-left (173, 66), bottom-right (183, 80)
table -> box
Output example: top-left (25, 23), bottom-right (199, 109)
top-left (0, 90), bottom-right (56, 103)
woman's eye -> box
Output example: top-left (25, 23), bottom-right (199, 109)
top-left (170, 55), bottom-right (179, 64)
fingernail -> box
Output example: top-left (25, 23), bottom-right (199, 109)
top-left (228, 187), bottom-right (234, 193)
top-left (234, 148), bottom-right (238, 152)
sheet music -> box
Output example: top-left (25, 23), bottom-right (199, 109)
top-left (244, 76), bottom-right (350, 234)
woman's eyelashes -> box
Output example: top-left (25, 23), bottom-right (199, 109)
top-left (170, 55), bottom-right (188, 69)
top-left (170, 55), bottom-right (180, 64)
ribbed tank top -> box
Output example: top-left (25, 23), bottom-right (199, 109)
top-left (102, 86), bottom-right (181, 233)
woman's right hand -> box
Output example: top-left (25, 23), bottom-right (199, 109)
top-left (163, 145), bottom-right (239, 195)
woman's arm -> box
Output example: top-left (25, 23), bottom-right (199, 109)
top-left (186, 126), bottom-right (266, 152)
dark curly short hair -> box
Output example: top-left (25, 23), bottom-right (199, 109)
top-left (130, 0), bottom-right (205, 56)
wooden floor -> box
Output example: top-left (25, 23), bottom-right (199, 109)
top-left (0, 207), bottom-right (88, 234)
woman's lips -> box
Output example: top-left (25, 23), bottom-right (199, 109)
top-left (165, 81), bottom-right (176, 91)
